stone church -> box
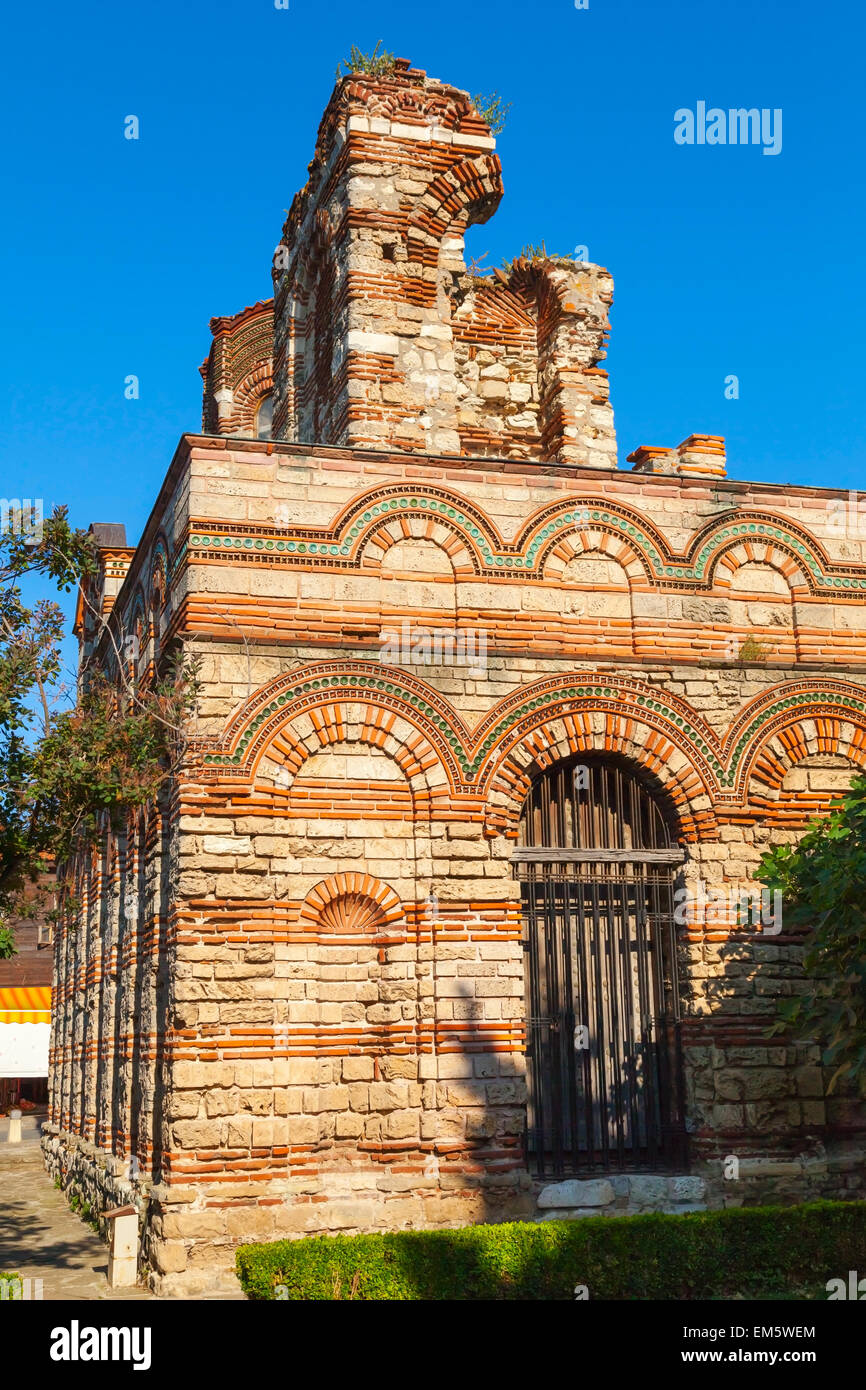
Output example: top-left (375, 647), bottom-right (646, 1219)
top-left (45, 59), bottom-right (866, 1293)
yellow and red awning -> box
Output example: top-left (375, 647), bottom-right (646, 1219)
top-left (0, 987), bottom-right (52, 1024)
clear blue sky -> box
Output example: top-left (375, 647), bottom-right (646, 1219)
top-left (2, 0), bottom-right (864, 577)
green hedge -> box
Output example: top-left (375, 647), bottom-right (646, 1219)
top-left (236, 1200), bottom-right (866, 1300)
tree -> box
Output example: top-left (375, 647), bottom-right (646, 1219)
top-left (759, 776), bottom-right (866, 1094)
top-left (0, 506), bottom-right (197, 956)
top-left (0, 508), bottom-right (95, 952)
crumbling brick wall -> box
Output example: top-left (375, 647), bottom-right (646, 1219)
top-left (269, 63), bottom-right (615, 466)
top-left (200, 300), bottom-right (274, 437)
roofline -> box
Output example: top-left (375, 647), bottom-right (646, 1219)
top-left (94, 430), bottom-right (861, 648)
top-left (208, 298), bottom-right (274, 337)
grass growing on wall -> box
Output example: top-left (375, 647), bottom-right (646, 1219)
top-left (236, 1200), bottom-right (866, 1301)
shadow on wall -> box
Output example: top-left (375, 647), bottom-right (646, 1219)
top-left (421, 973), bottom-right (532, 1230)
top-left (679, 865), bottom-right (866, 1205)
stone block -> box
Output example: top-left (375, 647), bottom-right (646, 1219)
top-left (537, 1179), bottom-right (615, 1210)
top-left (668, 1176), bottom-right (707, 1203)
top-left (628, 1176), bottom-right (670, 1207)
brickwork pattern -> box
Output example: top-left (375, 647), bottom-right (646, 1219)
top-left (46, 434), bottom-right (866, 1291)
top-left (46, 61), bottom-right (866, 1293)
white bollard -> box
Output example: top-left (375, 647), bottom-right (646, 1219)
top-left (105, 1205), bottom-right (139, 1288)
top-left (7, 1108), bottom-right (22, 1143)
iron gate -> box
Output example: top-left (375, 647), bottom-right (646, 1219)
top-left (516, 756), bottom-right (687, 1175)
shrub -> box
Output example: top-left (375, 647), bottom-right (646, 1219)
top-left (236, 1199), bottom-right (866, 1300)
top-left (335, 42), bottom-right (396, 80)
top-left (760, 773), bottom-right (866, 1094)
top-left (472, 92), bottom-right (511, 135)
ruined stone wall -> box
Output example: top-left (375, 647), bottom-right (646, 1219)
top-left (269, 65), bottom-right (616, 466)
top-left (46, 432), bottom-right (866, 1291)
top-left (199, 301), bottom-right (274, 437)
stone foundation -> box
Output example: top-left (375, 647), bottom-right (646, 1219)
top-left (42, 1121), bottom-right (866, 1295)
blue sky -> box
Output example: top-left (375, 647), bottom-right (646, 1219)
top-left (2, 0), bottom-right (864, 586)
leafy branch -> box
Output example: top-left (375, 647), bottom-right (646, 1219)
top-left (758, 775), bottom-right (866, 1093)
top-left (0, 506), bottom-right (198, 954)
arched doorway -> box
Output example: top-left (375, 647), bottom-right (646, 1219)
top-left (515, 754), bottom-right (687, 1175)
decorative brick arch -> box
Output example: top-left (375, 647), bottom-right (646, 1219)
top-left (231, 364), bottom-right (273, 435)
top-left (330, 483), bottom-right (502, 575)
top-left (300, 873), bottom-right (404, 936)
top-left (149, 548), bottom-right (168, 625)
top-left (541, 525), bottom-right (647, 588)
top-left (710, 540), bottom-right (809, 599)
top-left (197, 660), bottom-right (467, 798)
top-left (200, 299), bottom-right (274, 437)
top-left (711, 543), bottom-right (802, 662)
top-left (696, 514), bottom-right (827, 596)
top-left (505, 258), bottom-right (581, 327)
top-left (147, 536), bottom-right (171, 598)
top-left (190, 489), bottom-right (866, 599)
top-left (747, 722), bottom-right (866, 799)
top-left (406, 153), bottom-right (503, 268)
top-left (359, 516), bottom-right (474, 582)
top-left (483, 715), bottom-right (714, 843)
top-left (254, 717), bottom-right (422, 829)
top-left (721, 679), bottom-right (866, 799)
top-left (514, 496), bottom-right (669, 582)
top-left (256, 704), bottom-right (448, 817)
top-left (474, 677), bottom-right (721, 842)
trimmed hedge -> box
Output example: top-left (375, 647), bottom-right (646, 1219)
top-left (236, 1200), bottom-right (866, 1300)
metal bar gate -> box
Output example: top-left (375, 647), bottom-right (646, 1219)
top-left (516, 757), bottom-right (687, 1176)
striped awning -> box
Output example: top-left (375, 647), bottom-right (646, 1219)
top-left (0, 987), bottom-right (52, 1024)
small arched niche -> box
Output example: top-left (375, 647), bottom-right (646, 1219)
top-left (526, 548), bottom-right (633, 655)
top-left (727, 562), bottom-right (796, 661)
top-left (379, 538), bottom-right (457, 639)
top-left (255, 393), bottom-right (273, 439)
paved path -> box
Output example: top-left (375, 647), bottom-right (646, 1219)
top-left (0, 1118), bottom-right (154, 1301)
top-left (0, 1115), bottom-right (245, 1299)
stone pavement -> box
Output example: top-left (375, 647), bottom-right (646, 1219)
top-left (0, 1115), bottom-right (242, 1300)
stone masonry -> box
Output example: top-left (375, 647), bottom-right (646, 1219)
top-left (45, 60), bottom-right (866, 1294)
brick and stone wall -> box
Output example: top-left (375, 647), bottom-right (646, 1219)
top-left (45, 433), bottom-right (866, 1292)
top-left (200, 301), bottom-right (274, 438)
top-left (45, 61), bottom-right (866, 1293)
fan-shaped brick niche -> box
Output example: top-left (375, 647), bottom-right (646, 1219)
top-left (300, 873), bottom-right (403, 936)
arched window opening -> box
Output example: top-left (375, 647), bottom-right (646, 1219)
top-left (515, 754), bottom-right (686, 1176)
top-left (255, 393), bottom-right (274, 440)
